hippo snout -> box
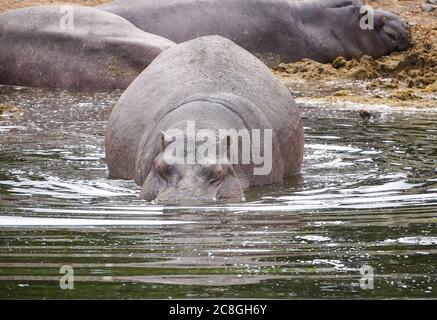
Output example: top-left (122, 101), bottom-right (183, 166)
top-left (155, 189), bottom-right (216, 204)
top-left (156, 176), bottom-right (216, 203)
top-left (154, 176), bottom-right (245, 204)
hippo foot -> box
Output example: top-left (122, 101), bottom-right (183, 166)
top-left (295, 0), bottom-right (411, 62)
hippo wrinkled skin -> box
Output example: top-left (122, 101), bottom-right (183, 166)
top-left (100, 0), bottom-right (411, 66)
top-left (105, 36), bottom-right (304, 203)
top-left (0, 5), bottom-right (174, 91)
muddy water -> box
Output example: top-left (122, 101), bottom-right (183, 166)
top-left (0, 83), bottom-right (436, 299)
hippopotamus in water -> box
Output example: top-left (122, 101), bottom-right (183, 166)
top-left (105, 36), bottom-right (304, 202)
top-left (0, 5), bottom-right (174, 91)
top-left (99, 0), bottom-right (411, 67)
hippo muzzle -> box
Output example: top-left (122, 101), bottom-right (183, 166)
top-left (139, 144), bottom-right (245, 203)
top-left (140, 170), bottom-right (245, 204)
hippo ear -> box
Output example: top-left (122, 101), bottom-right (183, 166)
top-left (160, 130), bottom-right (172, 152)
top-left (160, 131), bottom-right (165, 152)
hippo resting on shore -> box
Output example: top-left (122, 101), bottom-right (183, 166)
top-left (0, 5), bottom-right (174, 91)
top-left (100, 0), bottom-right (411, 67)
top-left (105, 36), bottom-right (304, 202)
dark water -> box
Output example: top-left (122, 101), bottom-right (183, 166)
top-left (0, 84), bottom-right (436, 299)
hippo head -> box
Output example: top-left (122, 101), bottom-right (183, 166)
top-left (139, 131), bottom-right (245, 203)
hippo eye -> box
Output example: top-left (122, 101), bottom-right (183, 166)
top-left (208, 165), bottom-right (225, 184)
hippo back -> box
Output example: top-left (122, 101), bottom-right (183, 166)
top-left (0, 5), bottom-right (174, 90)
top-left (106, 36), bottom-right (303, 184)
top-left (99, 0), bottom-right (295, 66)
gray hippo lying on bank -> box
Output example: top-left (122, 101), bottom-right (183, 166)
top-left (100, 0), bottom-right (411, 67)
top-left (0, 5), bottom-right (174, 91)
top-left (105, 36), bottom-right (304, 202)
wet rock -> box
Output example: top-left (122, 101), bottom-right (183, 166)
top-left (359, 110), bottom-right (371, 120)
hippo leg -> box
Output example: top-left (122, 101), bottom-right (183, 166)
top-left (293, 0), bottom-right (411, 62)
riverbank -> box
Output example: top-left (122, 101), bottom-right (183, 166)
top-left (274, 0), bottom-right (437, 108)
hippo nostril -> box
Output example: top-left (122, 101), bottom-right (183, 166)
top-left (155, 189), bottom-right (218, 204)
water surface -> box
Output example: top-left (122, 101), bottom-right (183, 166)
top-left (0, 83), bottom-right (436, 298)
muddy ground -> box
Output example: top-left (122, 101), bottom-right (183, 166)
top-left (0, 0), bottom-right (435, 108)
top-left (275, 0), bottom-right (437, 108)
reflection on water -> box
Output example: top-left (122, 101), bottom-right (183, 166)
top-left (0, 84), bottom-right (436, 298)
